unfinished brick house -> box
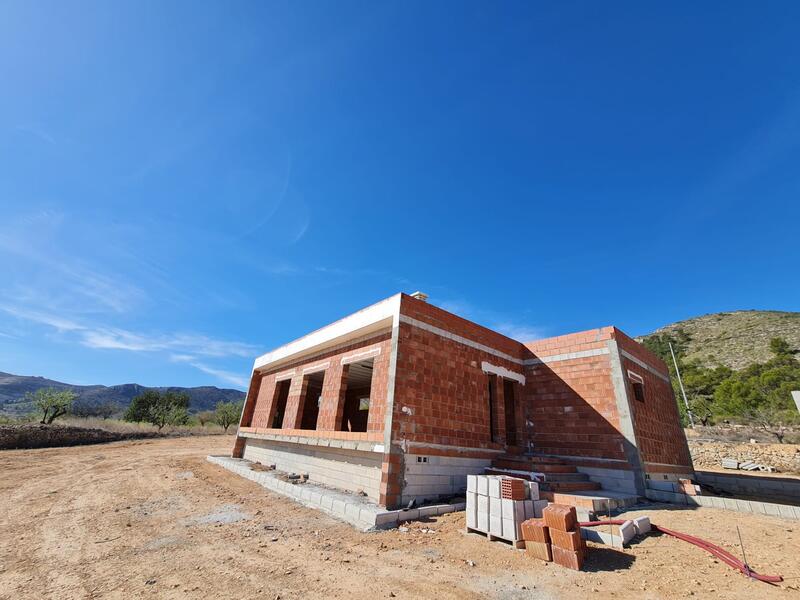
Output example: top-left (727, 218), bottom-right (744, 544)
top-left (233, 292), bottom-right (693, 510)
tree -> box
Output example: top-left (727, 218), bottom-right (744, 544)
top-left (124, 390), bottom-right (190, 430)
top-left (197, 410), bottom-right (216, 427)
top-left (72, 399), bottom-right (119, 419)
top-left (26, 388), bottom-right (75, 424)
top-left (714, 341), bottom-right (800, 442)
top-left (215, 400), bottom-right (244, 432)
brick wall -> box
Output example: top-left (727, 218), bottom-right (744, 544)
top-left (392, 295), bottom-right (527, 450)
top-left (614, 329), bottom-right (694, 473)
top-left (240, 331), bottom-right (392, 435)
top-left (524, 328), bottom-right (629, 462)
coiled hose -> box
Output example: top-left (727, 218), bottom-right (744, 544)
top-left (579, 520), bottom-right (783, 584)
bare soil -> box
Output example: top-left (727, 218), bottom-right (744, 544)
top-left (1, 436), bottom-right (799, 599)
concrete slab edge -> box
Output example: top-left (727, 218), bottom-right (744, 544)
top-left (207, 455), bottom-right (464, 531)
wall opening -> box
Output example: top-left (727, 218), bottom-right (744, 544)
top-left (300, 371), bottom-right (325, 430)
top-left (487, 374), bottom-right (498, 443)
top-left (503, 379), bottom-right (517, 446)
top-left (628, 371), bottom-right (645, 402)
top-left (271, 379), bottom-right (291, 429)
top-left (340, 358), bottom-right (374, 432)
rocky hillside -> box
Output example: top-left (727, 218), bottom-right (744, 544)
top-left (639, 310), bottom-right (800, 370)
top-left (0, 372), bottom-right (245, 417)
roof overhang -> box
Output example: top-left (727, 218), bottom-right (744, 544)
top-left (253, 294), bottom-right (401, 373)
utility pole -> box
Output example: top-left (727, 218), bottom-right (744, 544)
top-left (669, 341), bottom-right (695, 428)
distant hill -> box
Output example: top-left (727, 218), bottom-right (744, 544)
top-left (638, 310), bottom-right (800, 370)
top-left (0, 372), bottom-right (245, 417)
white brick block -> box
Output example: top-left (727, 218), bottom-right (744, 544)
top-left (477, 510), bottom-right (489, 532)
top-left (466, 492), bottom-right (477, 511)
top-left (467, 475), bottom-right (477, 493)
top-left (466, 506), bottom-right (477, 529)
top-left (477, 475), bottom-right (489, 496)
top-left (619, 520), bottom-right (636, 545)
top-left (489, 496), bottom-right (502, 517)
top-left (523, 500), bottom-right (534, 519)
top-left (528, 481), bottom-right (540, 501)
top-left (533, 500), bottom-right (548, 518)
top-left (501, 498), bottom-right (515, 520)
top-left (489, 515), bottom-right (503, 537)
top-left (633, 516), bottom-right (651, 535)
top-left (503, 518), bottom-right (522, 541)
top-left (488, 476), bottom-right (501, 498)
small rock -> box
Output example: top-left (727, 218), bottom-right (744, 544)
top-left (399, 527), bottom-right (409, 533)
top-left (145, 579), bottom-right (156, 585)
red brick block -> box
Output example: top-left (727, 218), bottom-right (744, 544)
top-left (550, 527), bottom-right (582, 552)
top-left (543, 504), bottom-right (577, 532)
top-left (525, 541), bottom-right (552, 562)
top-left (520, 518), bottom-right (550, 544)
top-left (501, 478), bottom-right (528, 500)
top-left (552, 545), bottom-right (584, 570)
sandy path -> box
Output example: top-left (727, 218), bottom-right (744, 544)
top-left (1, 436), bottom-right (798, 599)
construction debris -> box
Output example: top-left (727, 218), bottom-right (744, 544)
top-left (721, 457), bottom-right (776, 472)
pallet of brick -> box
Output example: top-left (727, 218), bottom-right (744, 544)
top-left (466, 475), bottom-right (529, 547)
top-left (543, 504), bottom-right (584, 570)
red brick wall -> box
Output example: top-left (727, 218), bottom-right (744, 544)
top-left (614, 330), bottom-right (693, 472)
top-left (240, 332), bottom-right (392, 435)
top-left (391, 295), bottom-right (527, 450)
top-left (524, 329), bottom-right (629, 462)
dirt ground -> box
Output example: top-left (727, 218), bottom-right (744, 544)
top-left (1, 436), bottom-right (799, 599)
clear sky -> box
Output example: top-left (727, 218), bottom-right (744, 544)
top-left (1, 2), bottom-right (799, 390)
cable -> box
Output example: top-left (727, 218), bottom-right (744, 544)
top-left (579, 520), bottom-right (783, 584)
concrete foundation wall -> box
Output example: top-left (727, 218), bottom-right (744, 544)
top-left (401, 453), bottom-right (491, 504)
top-left (243, 438), bottom-right (383, 501)
top-left (696, 470), bottom-right (800, 505)
top-left (576, 466), bottom-right (639, 495)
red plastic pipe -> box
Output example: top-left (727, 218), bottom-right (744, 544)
top-left (579, 520), bottom-right (783, 584)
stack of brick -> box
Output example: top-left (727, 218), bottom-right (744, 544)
top-left (523, 504), bottom-right (587, 570)
top-left (466, 475), bottom-right (548, 543)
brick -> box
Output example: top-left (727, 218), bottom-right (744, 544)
top-left (552, 545), bottom-right (584, 570)
top-left (520, 518), bottom-right (550, 544)
top-left (550, 527), bottom-right (582, 552)
top-left (543, 504), bottom-right (577, 532)
top-left (525, 541), bottom-right (552, 561)
top-left (533, 499), bottom-right (548, 518)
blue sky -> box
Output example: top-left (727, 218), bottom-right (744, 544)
top-left (1, 2), bottom-right (799, 390)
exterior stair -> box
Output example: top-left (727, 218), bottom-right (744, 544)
top-left (485, 453), bottom-right (640, 514)
top-left (487, 454), bottom-right (601, 493)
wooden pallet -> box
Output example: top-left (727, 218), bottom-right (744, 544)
top-left (465, 527), bottom-right (525, 549)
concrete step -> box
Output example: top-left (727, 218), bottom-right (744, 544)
top-left (541, 481), bottom-right (602, 493)
top-left (495, 454), bottom-right (571, 465)
top-left (539, 472), bottom-right (593, 483)
top-left (491, 459), bottom-right (577, 473)
top-left (541, 489), bottom-right (640, 513)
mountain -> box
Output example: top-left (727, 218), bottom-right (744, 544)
top-left (638, 310), bottom-right (800, 370)
top-left (0, 371), bottom-right (245, 417)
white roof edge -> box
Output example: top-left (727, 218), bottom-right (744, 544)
top-left (253, 293), bottom-right (402, 371)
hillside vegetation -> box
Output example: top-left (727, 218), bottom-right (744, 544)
top-left (639, 311), bottom-right (800, 440)
top-left (640, 310), bottom-right (800, 370)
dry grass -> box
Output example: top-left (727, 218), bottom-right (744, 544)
top-left (58, 417), bottom-right (230, 436)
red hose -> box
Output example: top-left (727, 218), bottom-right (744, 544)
top-left (579, 520), bottom-right (783, 584)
